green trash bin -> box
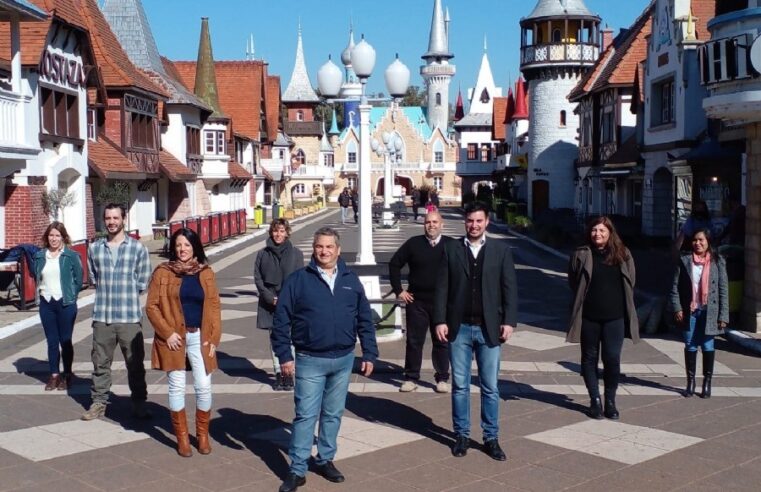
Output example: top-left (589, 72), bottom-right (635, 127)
top-left (272, 202), bottom-right (281, 220)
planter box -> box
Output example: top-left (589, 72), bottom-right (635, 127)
top-left (283, 210), bottom-right (295, 219)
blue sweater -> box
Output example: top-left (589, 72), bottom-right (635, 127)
top-left (271, 258), bottom-right (378, 364)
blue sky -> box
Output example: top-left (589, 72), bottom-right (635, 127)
top-left (142, 0), bottom-right (651, 102)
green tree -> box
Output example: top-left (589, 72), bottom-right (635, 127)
top-left (400, 85), bottom-right (427, 107)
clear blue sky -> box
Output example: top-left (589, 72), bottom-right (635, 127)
top-left (141, 0), bottom-right (650, 102)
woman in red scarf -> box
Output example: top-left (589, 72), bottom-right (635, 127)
top-left (670, 228), bottom-right (728, 398)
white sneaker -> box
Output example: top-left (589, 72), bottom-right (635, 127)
top-left (435, 381), bottom-right (451, 394)
top-left (399, 380), bottom-right (418, 392)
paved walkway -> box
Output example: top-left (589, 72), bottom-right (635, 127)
top-left (0, 209), bottom-right (760, 491)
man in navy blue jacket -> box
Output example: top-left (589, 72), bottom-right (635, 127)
top-left (272, 227), bottom-right (378, 492)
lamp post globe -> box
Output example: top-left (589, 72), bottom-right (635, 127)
top-left (317, 56), bottom-right (343, 98)
top-left (385, 54), bottom-right (411, 99)
top-left (351, 35), bottom-right (376, 81)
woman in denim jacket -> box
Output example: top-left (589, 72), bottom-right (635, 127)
top-left (32, 222), bottom-right (83, 391)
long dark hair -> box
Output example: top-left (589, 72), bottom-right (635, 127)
top-left (584, 216), bottom-right (629, 265)
top-left (691, 227), bottom-right (717, 263)
top-left (168, 228), bottom-right (207, 264)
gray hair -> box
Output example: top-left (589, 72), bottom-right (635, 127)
top-left (313, 227), bottom-right (340, 247)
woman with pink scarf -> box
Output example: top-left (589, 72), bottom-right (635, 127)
top-left (670, 228), bottom-right (728, 399)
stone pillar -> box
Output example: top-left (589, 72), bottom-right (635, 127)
top-left (743, 123), bottom-right (761, 332)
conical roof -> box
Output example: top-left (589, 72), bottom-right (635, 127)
top-left (524, 0), bottom-right (596, 21)
top-left (101, 0), bottom-right (210, 111)
top-left (454, 88), bottom-right (464, 121)
top-left (422, 0), bottom-right (453, 60)
top-left (505, 88), bottom-right (515, 124)
top-left (282, 25), bottom-right (319, 103)
top-left (329, 108), bottom-right (340, 135)
top-left (193, 17), bottom-right (227, 119)
top-left (513, 77), bottom-right (528, 119)
top-left (467, 49), bottom-right (497, 115)
top-left (341, 25), bottom-right (355, 66)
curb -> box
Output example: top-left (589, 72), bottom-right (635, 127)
top-left (0, 208), bottom-right (334, 341)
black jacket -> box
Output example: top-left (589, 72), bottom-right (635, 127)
top-left (433, 237), bottom-right (518, 347)
top-left (254, 240), bottom-right (304, 329)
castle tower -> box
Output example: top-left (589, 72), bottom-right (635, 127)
top-left (421, 0), bottom-right (455, 132)
top-left (520, 0), bottom-right (600, 216)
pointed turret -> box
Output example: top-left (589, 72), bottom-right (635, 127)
top-left (423, 0), bottom-right (453, 60)
top-left (194, 17), bottom-right (227, 120)
top-left (454, 88), bottom-right (464, 122)
top-left (505, 87), bottom-right (516, 124)
top-left (283, 24), bottom-right (319, 103)
top-left (467, 43), bottom-right (500, 115)
top-left (329, 108), bottom-right (340, 135)
top-left (513, 77), bottom-right (528, 120)
top-left (320, 122), bottom-right (333, 153)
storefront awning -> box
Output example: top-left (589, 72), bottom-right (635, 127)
top-left (88, 137), bottom-right (146, 180)
top-left (159, 150), bottom-right (196, 182)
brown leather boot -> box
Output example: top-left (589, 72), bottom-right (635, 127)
top-left (196, 409), bottom-right (212, 455)
top-left (170, 409), bottom-right (192, 457)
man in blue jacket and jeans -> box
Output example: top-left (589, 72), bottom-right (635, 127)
top-left (272, 227), bottom-right (378, 492)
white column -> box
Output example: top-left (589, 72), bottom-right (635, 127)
top-left (10, 14), bottom-right (21, 94)
top-left (382, 152), bottom-right (394, 226)
top-left (356, 103), bottom-right (375, 265)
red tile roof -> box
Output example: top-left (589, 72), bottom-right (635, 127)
top-left (505, 88), bottom-right (516, 124)
top-left (88, 135), bottom-right (145, 179)
top-left (228, 161), bottom-right (252, 179)
top-left (159, 150), bottom-right (196, 182)
top-left (492, 97), bottom-right (507, 141)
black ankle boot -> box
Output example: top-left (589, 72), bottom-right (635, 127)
top-left (701, 351), bottom-right (715, 399)
top-left (683, 349), bottom-right (697, 398)
top-left (588, 397), bottom-right (604, 420)
top-left (604, 394), bottom-right (619, 420)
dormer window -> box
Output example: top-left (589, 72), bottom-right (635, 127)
top-left (480, 88), bottom-right (490, 104)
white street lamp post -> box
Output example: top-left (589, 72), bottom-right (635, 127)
top-left (317, 40), bottom-right (410, 265)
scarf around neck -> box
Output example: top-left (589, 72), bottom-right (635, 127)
top-left (690, 252), bottom-right (711, 312)
top-left (266, 238), bottom-right (291, 261)
top-left (164, 258), bottom-right (206, 276)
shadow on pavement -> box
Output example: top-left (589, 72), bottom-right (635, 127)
top-left (215, 350), bottom-right (271, 385)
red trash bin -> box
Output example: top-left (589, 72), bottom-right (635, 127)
top-left (229, 211), bottom-right (239, 235)
top-left (70, 240), bottom-right (89, 289)
top-left (237, 209), bottom-right (247, 235)
top-left (185, 217), bottom-right (200, 234)
top-left (220, 212), bottom-right (230, 239)
top-left (199, 216), bottom-right (211, 245)
top-left (210, 214), bottom-right (220, 243)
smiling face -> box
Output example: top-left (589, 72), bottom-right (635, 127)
top-left (271, 225), bottom-right (288, 245)
top-left (424, 212), bottom-right (442, 240)
top-left (47, 228), bottom-right (63, 251)
top-left (590, 223), bottom-right (611, 249)
top-left (103, 207), bottom-right (125, 237)
top-left (692, 231), bottom-right (709, 256)
top-left (465, 210), bottom-right (488, 242)
top-left (313, 234), bottom-right (340, 270)
top-left (175, 235), bottom-right (194, 263)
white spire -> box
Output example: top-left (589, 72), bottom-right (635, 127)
top-left (341, 21), bottom-right (356, 66)
top-left (283, 25), bottom-right (319, 103)
top-left (467, 49), bottom-right (501, 115)
top-left (423, 0), bottom-right (453, 60)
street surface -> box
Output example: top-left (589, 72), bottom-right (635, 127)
top-left (0, 208), bottom-right (760, 491)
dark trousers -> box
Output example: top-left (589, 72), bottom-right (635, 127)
top-left (580, 317), bottom-right (624, 398)
top-left (91, 321), bottom-right (147, 404)
top-left (39, 297), bottom-right (77, 374)
top-left (404, 300), bottom-right (449, 382)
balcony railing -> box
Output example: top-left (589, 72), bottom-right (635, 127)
top-left (292, 164), bottom-right (334, 180)
top-left (520, 43), bottom-right (599, 68)
top-left (0, 88), bottom-right (22, 146)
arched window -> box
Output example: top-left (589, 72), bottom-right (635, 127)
top-left (436, 92), bottom-right (442, 106)
top-left (560, 110), bottom-right (567, 127)
top-left (433, 139), bottom-right (444, 166)
top-left (296, 110), bottom-right (304, 122)
top-left (480, 88), bottom-right (490, 104)
top-left (552, 28), bottom-right (562, 43)
top-left (294, 149), bottom-right (305, 166)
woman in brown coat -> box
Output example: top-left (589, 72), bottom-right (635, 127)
top-left (568, 216), bottom-right (638, 420)
top-left (146, 228), bottom-right (221, 457)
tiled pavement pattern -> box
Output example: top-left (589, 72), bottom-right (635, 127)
top-left (0, 209), bottom-right (760, 491)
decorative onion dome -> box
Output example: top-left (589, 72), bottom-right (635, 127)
top-left (385, 54), bottom-right (411, 98)
top-left (341, 27), bottom-right (356, 66)
top-left (317, 55), bottom-right (343, 98)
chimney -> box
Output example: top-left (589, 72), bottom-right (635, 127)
top-left (602, 26), bottom-right (614, 51)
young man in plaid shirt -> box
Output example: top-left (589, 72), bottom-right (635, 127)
top-left (82, 203), bottom-right (152, 421)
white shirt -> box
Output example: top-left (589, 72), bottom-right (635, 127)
top-left (427, 235), bottom-right (442, 247)
top-left (317, 265), bottom-right (338, 293)
top-left (691, 262), bottom-right (705, 310)
top-left (39, 250), bottom-right (63, 301)
top-left (464, 235), bottom-right (486, 258)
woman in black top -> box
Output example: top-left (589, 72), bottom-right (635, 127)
top-left (568, 216), bottom-right (638, 420)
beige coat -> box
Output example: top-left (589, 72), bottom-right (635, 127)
top-left (567, 246), bottom-right (639, 344)
top-left (145, 265), bottom-right (222, 374)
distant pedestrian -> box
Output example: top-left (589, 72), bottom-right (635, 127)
top-left (670, 228), bottom-right (728, 399)
top-left (254, 219), bottom-right (304, 390)
top-left (33, 222), bottom-right (83, 391)
top-left (338, 188), bottom-right (351, 224)
top-left (674, 200), bottom-right (713, 253)
top-left (272, 227), bottom-right (378, 492)
top-left (434, 201), bottom-right (517, 461)
top-left (411, 185), bottom-right (421, 221)
top-left (146, 228), bottom-right (221, 457)
top-left (389, 211), bottom-right (452, 393)
top-left (430, 190), bottom-right (440, 209)
top-left (81, 203), bottom-right (152, 421)
top-left (350, 189), bottom-right (359, 224)
top-left (568, 216), bottom-right (638, 421)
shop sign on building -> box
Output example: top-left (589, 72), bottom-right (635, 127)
top-left (38, 47), bottom-right (88, 89)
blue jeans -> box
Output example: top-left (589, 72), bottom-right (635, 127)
top-left (684, 310), bottom-right (715, 352)
top-left (39, 297), bottom-right (77, 374)
top-left (167, 331), bottom-right (212, 412)
top-left (289, 352), bottom-right (354, 477)
top-left (449, 324), bottom-right (501, 441)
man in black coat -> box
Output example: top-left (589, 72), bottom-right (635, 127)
top-left (389, 211), bottom-right (452, 394)
top-left (434, 201), bottom-right (518, 461)
top-left (411, 186), bottom-right (421, 221)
